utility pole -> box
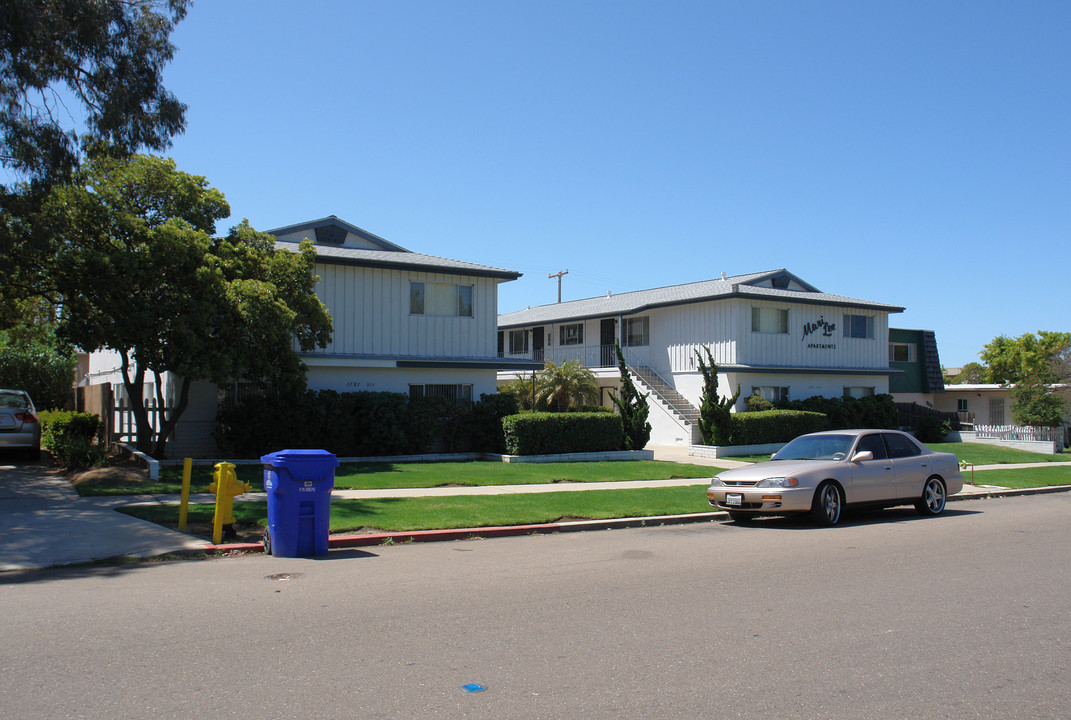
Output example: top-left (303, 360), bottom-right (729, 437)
top-left (549, 269), bottom-right (568, 303)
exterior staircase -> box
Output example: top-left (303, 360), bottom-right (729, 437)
top-left (627, 364), bottom-right (701, 429)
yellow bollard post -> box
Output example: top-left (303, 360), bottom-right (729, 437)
top-left (178, 458), bottom-right (192, 531)
top-left (211, 462), bottom-right (226, 545)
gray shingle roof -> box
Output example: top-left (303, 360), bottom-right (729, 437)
top-left (498, 269), bottom-right (903, 327)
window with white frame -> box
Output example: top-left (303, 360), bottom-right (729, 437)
top-left (957, 398), bottom-right (968, 412)
top-left (409, 281), bottom-right (473, 317)
top-left (843, 386), bottom-right (875, 399)
top-left (751, 386), bottom-right (789, 403)
top-left (752, 306), bottom-right (789, 334)
top-left (560, 323), bottom-right (583, 346)
top-left (843, 314), bottom-right (874, 339)
top-left (889, 342), bottom-right (916, 362)
top-left (625, 316), bottom-right (649, 347)
top-left (408, 383), bottom-right (473, 404)
top-left (509, 329), bottom-right (528, 355)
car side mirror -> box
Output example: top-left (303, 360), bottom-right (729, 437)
top-left (852, 450), bottom-right (874, 463)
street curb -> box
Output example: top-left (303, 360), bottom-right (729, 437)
top-left (199, 485), bottom-right (1071, 554)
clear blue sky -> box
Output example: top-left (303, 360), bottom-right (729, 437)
top-left (161, 1), bottom-right (1070, 368)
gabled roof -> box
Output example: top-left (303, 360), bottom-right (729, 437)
top-left (268, 216), bottom-right (522, 281)
top-left (268, 216), bottom-right (408, 252)
top-left (498, 269), bottom-right (903, 328)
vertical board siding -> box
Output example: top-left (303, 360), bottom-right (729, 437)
top-left (312, 263), bottom-right (497, 359)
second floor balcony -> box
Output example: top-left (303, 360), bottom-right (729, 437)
top-left (499, 343), bottom-right (651, 369)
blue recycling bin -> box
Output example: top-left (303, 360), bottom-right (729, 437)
top-left (261, 449), bottom-right (339, 557)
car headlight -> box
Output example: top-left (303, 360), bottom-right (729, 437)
top-left (756, 477), bottom-right (798, 488)
top-left (708, 476), bottom-right (725, 487)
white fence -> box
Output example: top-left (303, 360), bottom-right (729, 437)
top-left (974, 424), bottom-right (1064, 444)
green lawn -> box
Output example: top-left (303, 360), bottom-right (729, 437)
top-left (79, 460), bottom-right (717, 496)
top-left (119, 485), bottom-right (713, 535)
top-left (925, 443), bottom-right (1071, 465)
top-left (966, 465), bottom-right (1071, 489)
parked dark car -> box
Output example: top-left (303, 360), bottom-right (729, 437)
top-left (0, 389), bottom-right (42, 461)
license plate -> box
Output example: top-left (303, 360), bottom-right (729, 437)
top-left (0, 416), bottom-right (14, 428)
top-left (725, 493), bottom-right (743, 507)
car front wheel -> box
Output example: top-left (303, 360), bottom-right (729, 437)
top-left (811, 482), bottom-right (842, 526)
top-left (915, 477), bottom-right (947, 516)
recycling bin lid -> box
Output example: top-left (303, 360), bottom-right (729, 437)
top-left (260, 449), bottom-right (340, 468)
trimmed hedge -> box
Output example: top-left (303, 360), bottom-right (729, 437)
top-left (775, 393), bottom-right (898, 431)
top-left (214, 390), bottom-right (518, 458)
top-left (502, 412), bottom-right (624, 455)
top-left (729, 410), bottom-right (828, 445)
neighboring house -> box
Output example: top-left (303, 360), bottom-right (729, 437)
top-left (887, 327), bottom-right (946, 405)
top-left (497, 269), bottom-right (905, 445)
top-left (934, 383), bottom-right (1071, 429)
top-left (78, 215), bottom-right (537, 457)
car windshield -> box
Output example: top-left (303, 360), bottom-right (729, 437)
top-left (773, 434), bottom-right (855, 461)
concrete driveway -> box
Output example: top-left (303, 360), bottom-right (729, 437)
top-left (0, 457), bottom-right (209, 571)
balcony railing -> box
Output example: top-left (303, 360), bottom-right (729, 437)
top-left (501, 344), bottom-right (650, 369)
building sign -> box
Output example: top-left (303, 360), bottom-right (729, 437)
top-left (802, 316), bottom-right (837, 350)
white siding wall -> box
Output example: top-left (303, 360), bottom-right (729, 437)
top-left (644, 301), bottom-right (737, 373)
top-left (314, 263), bottom-right (500, 359)
top-left (735, 301), bottom-right (888, 368)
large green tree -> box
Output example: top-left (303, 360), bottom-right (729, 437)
top-left (1011, 377), bottom-right (1066, 428)
top-left (980, 331), bottom-right (1071, 385)
top-left (945, 361), bottom-right (987, 385)
top-left (1, 0), bottom-right (190, 319)
top-left (43, 154), bottom-right (332, 458)
top-left (1, 0), bottom-right (189, 186)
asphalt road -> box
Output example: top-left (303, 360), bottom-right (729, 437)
top-left (1, 493), bottom-right (1068, 720)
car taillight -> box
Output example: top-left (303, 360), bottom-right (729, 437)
top-left (15, 411), bottom-right (37, 424)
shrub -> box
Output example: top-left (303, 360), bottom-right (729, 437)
top-left (914, 415), bottom-right (951, 444)
top-left (502, 412), bottom-right (623, 455)
top-left (215, 390), bottom-right (410, 457)
top-left (0, 343), bottom-right (77, 410)
top-left (611, 340), bottom-right (651, 450)
top-left (39, 410), bottom-right (107, 468)
top-left (470, 393), bottom-right (520, 453)
top-left (743, 393), bottom-right (774, 412)
top-left (214, 389), bottom-right (520, 457)
top-left (776, 393), bottom-right (897, 431)
top-left (696, 346), bottom-right (741, 445)
top-left (729, 410), bottom-right (828, 445)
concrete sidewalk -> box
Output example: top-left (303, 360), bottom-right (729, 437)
top-left (0, 460), bottom-right (210, 571)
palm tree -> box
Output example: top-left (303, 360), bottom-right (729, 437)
top-left (536, 359), bottom-right (600, 412)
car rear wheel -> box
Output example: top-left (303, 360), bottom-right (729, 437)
top-left (811, 482), bottom-right (842, 526)
top-left (915, 477), bottom-right (947, 516)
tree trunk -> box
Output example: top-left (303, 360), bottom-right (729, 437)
top-left (120, 351), bottom-right (154, 455)
top-left (151, 372), bottom-right (191, 459)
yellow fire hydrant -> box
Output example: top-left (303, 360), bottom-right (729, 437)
top-left (209, 461), bottom-right (251, 544)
